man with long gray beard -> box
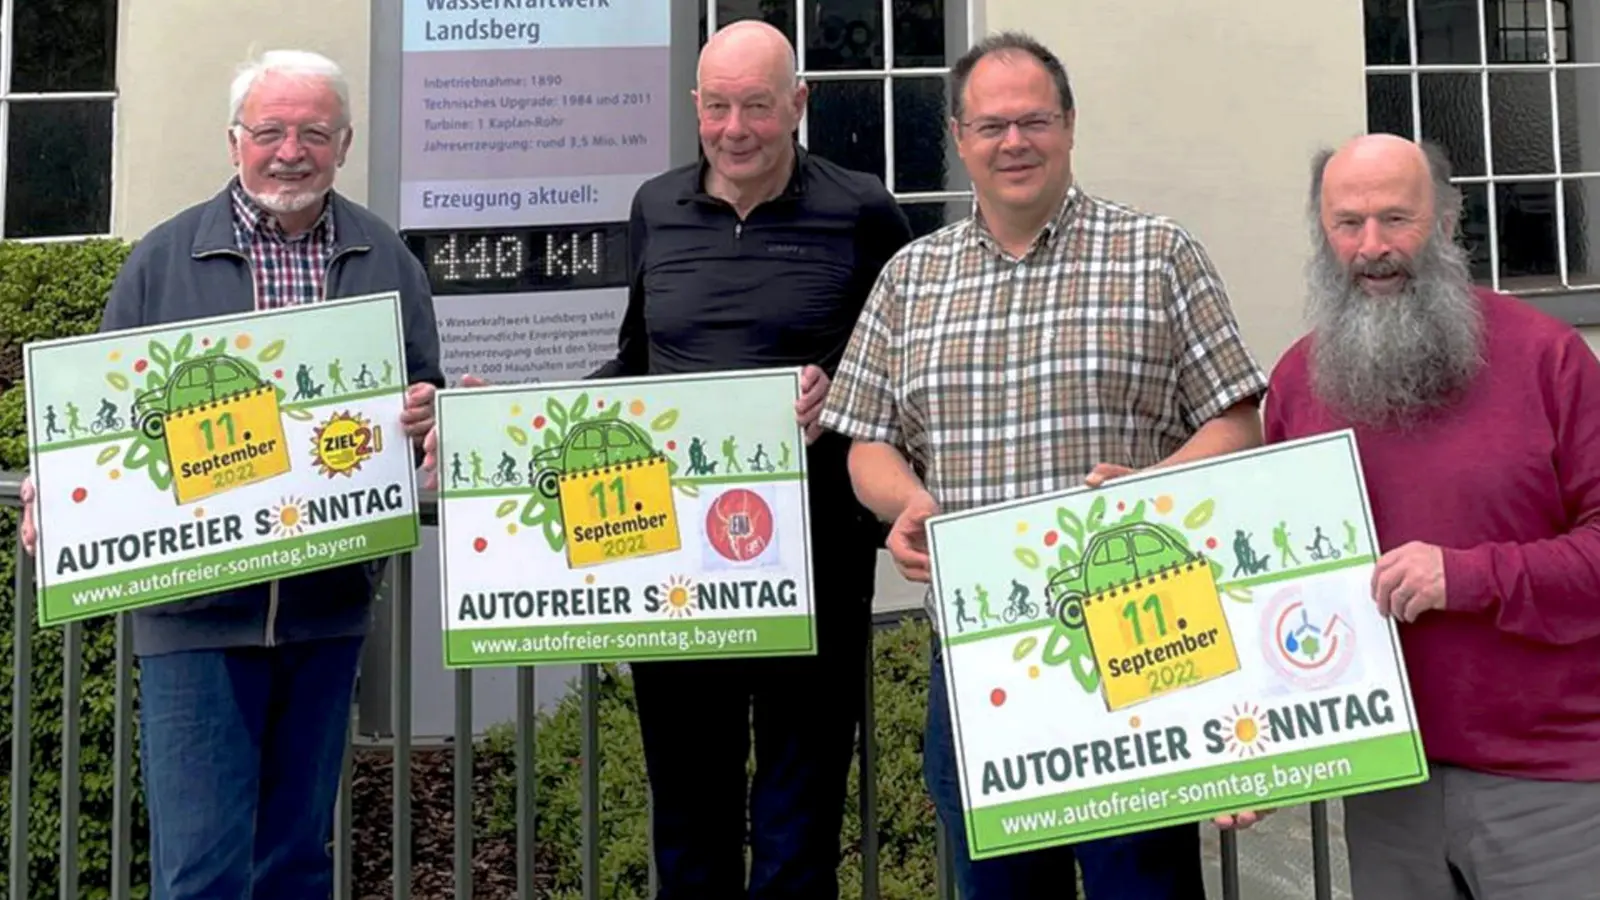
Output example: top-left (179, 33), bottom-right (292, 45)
top-left (1264, 133), bottom-right (1600, 899)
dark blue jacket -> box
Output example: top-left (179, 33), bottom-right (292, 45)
top-left (100, 183), bottom-right (443, 657)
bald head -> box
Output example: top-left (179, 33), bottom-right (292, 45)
top-left (698, 19), bottom-right (797, 92)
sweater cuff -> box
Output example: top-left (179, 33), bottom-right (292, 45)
top-left (1441, 546), bottom-right (1492, 613)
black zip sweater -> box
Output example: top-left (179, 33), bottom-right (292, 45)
top-left (592, 146), bottom-right (913, 599)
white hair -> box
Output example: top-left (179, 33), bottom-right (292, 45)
top-left (229, 50), bottom-right (350, 127)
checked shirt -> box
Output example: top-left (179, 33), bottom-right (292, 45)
top-left (820, 184), bottom-right (1268, 625)
top-left (229, 176), bottom-right (335, 311)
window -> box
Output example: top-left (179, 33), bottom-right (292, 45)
top-left (0, 0), bottom-right (118, 240)
top-left (1364, 0), bottom-right (1600, 310)
top-left (701, 0), bottom-right (973, 237)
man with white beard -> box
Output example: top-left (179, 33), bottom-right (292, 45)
top-left (1264, 133), bottom-right (1600, 899)
top-left (18, 50), bottom-right (442, 898)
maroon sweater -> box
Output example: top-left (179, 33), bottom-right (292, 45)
top-left (1264, 288), bottom-right (1600, 781)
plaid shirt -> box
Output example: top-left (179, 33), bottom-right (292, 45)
top-left (821, 184), bottom-right (1267, 621)
top-left (228, 177), bottom-right (335, 310)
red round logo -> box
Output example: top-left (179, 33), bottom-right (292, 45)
top-left (705, 488), bottom-right (774, 562)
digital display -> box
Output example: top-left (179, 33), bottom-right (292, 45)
top-left (404, 221), bottom-right (630, 295)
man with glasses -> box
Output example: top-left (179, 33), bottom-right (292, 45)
top-left (822, 32), bottom-right (1268, 898)
top-left (19, 49), bottom-right (442, 899)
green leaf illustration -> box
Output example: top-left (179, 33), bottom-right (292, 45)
top-left (597, 403), bottom-right (622, 421)
top-left (506, 426), bottom-right (528, 446)
top-left (570, 392), bottom-right (590, 420)
top-left (675, 483), bottom-right (700, 498)
top-left (1056, 508), bottom-right (1084, 547)
top-left (204, 336), bottom-right (229, 356)
top-left (1013, 636), bottom-right (1038, 660)
top-left (1046, 565), bottom-right (1061, 582)
top-left (1086, 496), bottom-right (1107, 531)
top-left (146, 370), bottom-right (167, 392)
top-left (665, 456), bottom-right (679, 477)
top-left (494, 499), bottom-right (518, 518)
top-left (1057, 544), bottom-right (1080, 568)
top-left (650, 409), bottom-right (679, 431)
top-left (106, 372), bottom-right (129, 391)
top-left (284, 408), bottom-right (314, 422)
top-left (1224, 585), bottom-right (1254, 604)
top-left (545, 397), bottom-right (568, 430)
top-left (1014, 547), bottom-right (1041, 569)
top-left (148, 340), bottom-right (171, 369)
top-left (544, 428), bottom-right (561, 449)
top-left (95, 445), bottom-right (120, 466)
top-left (1184, 498), bottom-right (1216, 530)
top-left (1117, 500), bottom-right (1147, 525)
top-left (174, 333), bottom-right (194, 361)
top-left (257, 339), bottom-right (286, 363)
top-left (542, 517), bottom-right (564, 552)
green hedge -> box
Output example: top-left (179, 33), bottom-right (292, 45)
top-left (0, 238), bottom-right (151, 899)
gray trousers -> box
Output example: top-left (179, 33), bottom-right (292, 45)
top-left (1345, 764), bottom-right (1600, 900)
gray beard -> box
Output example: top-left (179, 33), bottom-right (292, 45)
top-left (1304, 228), bottom-right (1485, 428)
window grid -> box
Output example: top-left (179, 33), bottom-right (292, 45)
top-left (1368, 0), bottom-right (1600, 295)
top-left (0, 0), bottom-right (119, 242)
top-left (703, 1), bottom-right (974, 213)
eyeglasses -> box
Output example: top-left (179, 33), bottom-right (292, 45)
top-left (960, 112), bottom-right (1064, 142)
top-left (234, 121), bottom-right (342, 149)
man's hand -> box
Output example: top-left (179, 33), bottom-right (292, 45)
top-left (1372, 541), bottom-right (1447, 622)
top-left (18, 474), bottom-right (37, 557)
top-left (421, 374), bottom-right (487, 490)
top-left (796, 365), bottom-right (830, 445)
top-left (401, 382), bottom-right (438, 449)
top-left (1213, 809), bottom-right (1272, 831)
top-left (887, 490), bottom-right (940, 583)
top-left (1084, 463), bottom-right (1135, 488)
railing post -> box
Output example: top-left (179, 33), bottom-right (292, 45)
top-left (1311, 800), bottom-right (1334, 900)
top-left (859, 639), bottom-right (879, 900)
top-left (110, 613), bottom-right (133, 900)
top-left (391, 554), bottom-right (413, 900)
top-left (516, 667), bottom-right (537, 900)
top-left (59, 622), bottom-right (83, 900)
top-left (581, 664), bottom-right (600, 900)
top-left (453, 669), bottom-right (474, 896)
top-left (9, 537), bottom-right (34, 900)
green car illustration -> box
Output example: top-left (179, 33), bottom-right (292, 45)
top-left (133, 356), bottom-right (263, 439)
top-left (1047, 522), bottom-right (1194, 630)
top-left (529, 419), bottom-right (656, 498)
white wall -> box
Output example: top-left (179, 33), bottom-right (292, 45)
top-left (113, 0), bottom-right (372, 238)
top-left (973, 0), bottom-right (1368, 371)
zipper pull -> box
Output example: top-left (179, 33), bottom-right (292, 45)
top-left (735, 222), bottom-right (742, 239)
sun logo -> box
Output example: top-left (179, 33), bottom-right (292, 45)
top-left (1221, 702), bottom-right (1272, 758)
top-left (658, 575), bottom-right (697, 619)
top-left (269, 496), bottom-right (309, 538)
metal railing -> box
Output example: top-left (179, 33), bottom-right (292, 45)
top-left (0, 469), bottom-right (1336, 899)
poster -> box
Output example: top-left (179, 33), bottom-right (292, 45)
top-left (925, 431), bottom-right (1427, 859)
top-left (399, 0), bottom-right (671, 230)
top-left (436, 368), bottom-right (816, 666)
top-left (23, 293), bottom-right (422, 626)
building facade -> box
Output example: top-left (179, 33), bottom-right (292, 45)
top-left (9, 2), bottom-right (1598, 359)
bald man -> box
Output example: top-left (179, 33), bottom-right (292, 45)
top-left (591, 19), bottom-right (912, 900)
top-left (1264, 134), bottom-right (1600, 899)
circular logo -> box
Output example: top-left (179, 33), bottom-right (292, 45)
top-left (1259, 585), bottom-right (1356, 689)
top-left (311, 411), bottom-right (381, 478)
top-left (705, 488), bottom-right (774, 562)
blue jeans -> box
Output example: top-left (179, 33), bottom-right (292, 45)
top-left (924, 642), bottom-right (1206, 900)
top-left (137, 637), bottom-right (362, 900)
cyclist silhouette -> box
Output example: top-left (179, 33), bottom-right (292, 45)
top-left (1004, 579), bottom-right (1039, 623)
top-left (496, 451), bottom-right (519, 485)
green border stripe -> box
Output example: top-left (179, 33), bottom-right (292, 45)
top-left (943, 554), bottom-right (1378, 648)
top-left (445, 614), bottom-right (816, 666)
top-left (966, 731), bottom-right (1425, 857)
top-left (39, 515), bottom-right (420, 625)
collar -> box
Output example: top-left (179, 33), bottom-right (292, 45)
top-left (969, 182), bottom-right (1083, 258)
top-left (228, 176), bottom-right (334, 245)
top-left (195, 177), bottom-right (369, 257)
top-left (677, 139), bottom-right (809, 206)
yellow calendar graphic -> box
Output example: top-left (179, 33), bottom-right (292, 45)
top-left (164, 383), bottom-right (293, 505)
top-left (557, 455), bottom-right (681, 568)
top-left (1080, 556), bottom-right (1241, 711)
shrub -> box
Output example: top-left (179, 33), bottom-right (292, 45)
top-left (0, 238), bottom-right (150, 900)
